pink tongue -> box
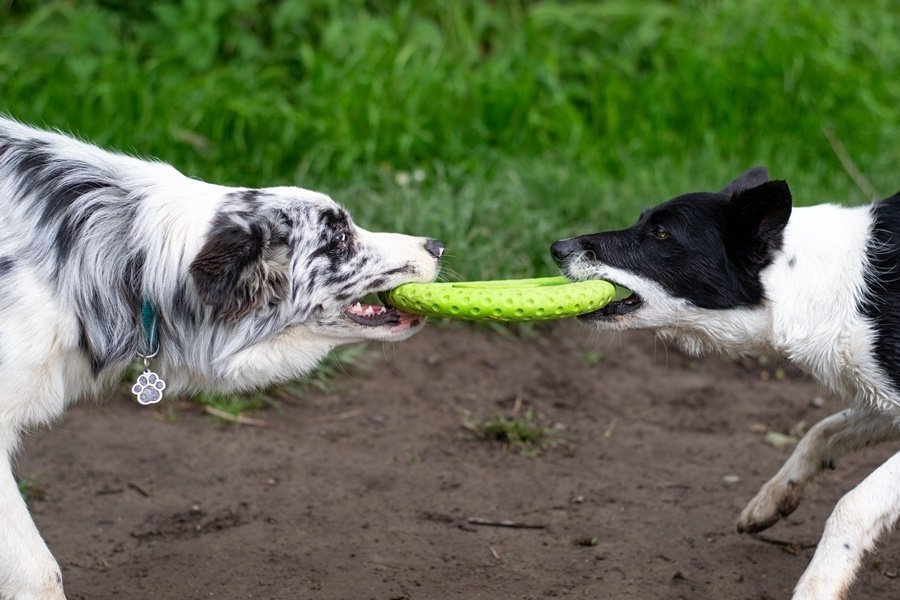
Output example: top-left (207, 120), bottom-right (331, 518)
top-left (396, 311), bottom-right (420, 325)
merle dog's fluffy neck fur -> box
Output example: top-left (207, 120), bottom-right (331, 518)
top-left (553, 168), bottom-right (900, 599)
top-left (0, 116), bottom-right (441, 599)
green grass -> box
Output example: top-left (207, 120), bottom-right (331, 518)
top-left (18, 478), bottom-right (46, 505)
top-left (193, 389), bottom-right (270, 420)
top-left (462, 408), bottom-right (558, 457)
top-left (1, 0), bottom-right (896, 280)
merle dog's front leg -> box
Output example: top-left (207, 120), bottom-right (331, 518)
top-left (0, 433), bottom-right (66, 600)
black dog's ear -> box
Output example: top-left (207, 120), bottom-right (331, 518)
top-left (719, 166), bottom-right (770, 196)
top-left (726, 180), bottom-right (792, 268)
top-left (190, 212), bottom-right (291, 321)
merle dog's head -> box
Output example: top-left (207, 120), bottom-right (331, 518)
top-left (188, 187), bottom-right (443, 344)
top-left (551, 168), bottom-right (792, 333)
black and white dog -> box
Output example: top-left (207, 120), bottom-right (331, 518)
top-left (0, 116), bottom-right (443, 600)
top-left (552, 168), bottom-right (900, 600)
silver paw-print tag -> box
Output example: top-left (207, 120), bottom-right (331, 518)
top-left (132, 370), bottom-right (166, 405)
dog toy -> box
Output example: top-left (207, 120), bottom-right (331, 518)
top-left (385, 276), bottom-right (618, 322)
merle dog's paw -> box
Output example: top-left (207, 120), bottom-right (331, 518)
top-left (132, 371), bottom-right (166, 405)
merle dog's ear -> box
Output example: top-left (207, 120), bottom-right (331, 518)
top-left (190, 212), bottom-right (291, 321)
top-left (726, 180), bottom-right (792, 268)
top-left (719, 166), bottom-right (770, 196)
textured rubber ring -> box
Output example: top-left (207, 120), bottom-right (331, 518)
top-left (385, 276), bottom-right (619, 322)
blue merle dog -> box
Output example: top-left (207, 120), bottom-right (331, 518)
top-left (0, 116), bottom-right (443, 599)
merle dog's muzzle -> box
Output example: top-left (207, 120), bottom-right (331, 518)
top-left (425, 238), bottom-right (445, 259)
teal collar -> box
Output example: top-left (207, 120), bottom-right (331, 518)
top-left (139, 299), bottom-right (159, 358)
top-left (133, 300), bottom-right (167, 406)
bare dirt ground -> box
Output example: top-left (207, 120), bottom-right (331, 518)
top-left (19, 323), bottom-right (900, 599)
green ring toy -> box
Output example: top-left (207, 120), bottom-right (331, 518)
top-left (385, 276), bottom-right (620, 322)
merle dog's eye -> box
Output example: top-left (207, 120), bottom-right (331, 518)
top-left (329, 230), bottom-right (352, 253)
top-left (654, 227), bottom-right (670, 240)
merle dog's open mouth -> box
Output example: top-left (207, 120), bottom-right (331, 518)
top-left (579, 286), bottom-right (643, 321)
top-left (344, 292), bottom-right (421, 329)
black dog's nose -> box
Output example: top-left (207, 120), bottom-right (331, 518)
top-left (551, 238), bottom-right (580, 264)
top-left (425, 239), bottom-right (445, 260)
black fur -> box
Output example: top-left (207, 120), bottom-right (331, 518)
top-left (170, 280), bottom-right (200, 328)
top-left (319, 207), bottom-right (350, 232)
top-left (0, 133), bottom-right (147, 373)
top-left (859, 192), bottom-right (900, 392)
top-left (7, 138), bottom-right (53, 201)
top-left (77, 287), bottom-right (139, 376)
top-left (41, 177), bottom-right (109, 224)
top-left (190, 208), bottom-right (290, 321)
top-left (76, 318), bottom-right (97, 371)
top-left (230, 189), bottom-right (263, 210)
top-left (0, 115), bottom-right (447, 600)
top-left (718, 166), bottom-right (770, 196)
top-left (552, 178), bottom-right (792, 309)
top-left (2, 137), bottom-right (112, 227)
top-left (52, 185), bottom-right (120, 264)
top-left (0, 133), bottom-right (131, 272)
top-left (0, 256), bottom-right (14, 277)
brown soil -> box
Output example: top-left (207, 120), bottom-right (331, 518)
top-left (19, 323), bottom-right (900, 599)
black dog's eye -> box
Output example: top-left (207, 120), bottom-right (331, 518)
top-left (654, 227), bottom-right (670, 240)
top-left (333, 232), bottom-right (348, 244)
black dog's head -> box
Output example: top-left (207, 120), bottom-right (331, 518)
top-left (551, 168), bottom-right (792, 332)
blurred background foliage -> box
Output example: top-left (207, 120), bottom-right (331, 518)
top-left (0, 0), bottom-right (897, 278)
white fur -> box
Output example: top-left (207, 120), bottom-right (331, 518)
top-left (0, 117), bottom-right (441, 599)
top-left (793, 449), bottom-right (900, 600)
top-left (567, 203), bottom-right (900, 599)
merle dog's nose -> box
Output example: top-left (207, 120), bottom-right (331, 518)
top-left (551, 238), bottom-right (580, 264)
top-left (425, 238), bottom-right (445, 260)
